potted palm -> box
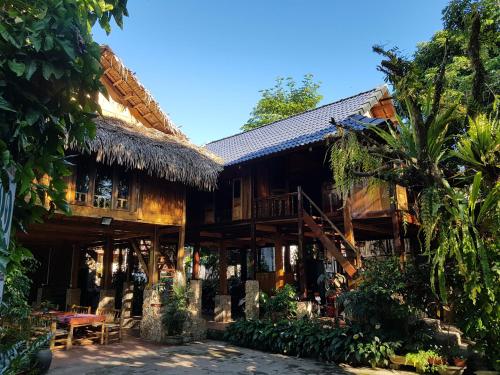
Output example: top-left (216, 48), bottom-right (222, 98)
top-left (161, 284), bottom-right (189, 345)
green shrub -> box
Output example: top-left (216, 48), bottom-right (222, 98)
top-left (260, 284), bottom-right (297, 320)
top-left (405, 350), bottom-right (445, 374)
top-left (162, 284), bottom-right (189, 336)
top-left (224, 318), bottom-right (401, 367)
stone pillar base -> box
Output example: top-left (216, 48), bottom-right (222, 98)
top-left (98, 289), bottom-right (115, 311)
top-left (297, 301), bottom-right (313, 319)
top-left (65, 288), bottom-right (81, 309)
top-left (214, 294), bottom-right (231, 322)
top-left (140, 287), bottom-right (165, 343)
top-left (183, 279), bottom-right (206, 341)
top-left (245, 280), bottom-right (259, 320)
top-left (121, 282), bottom-right (134, 329)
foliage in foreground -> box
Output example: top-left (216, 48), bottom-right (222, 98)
top-left (337, 258), bottom-right (439, 335)
top-left (242, 74), bottom-right (322, 131)
top-left (162, 283), bottom-right (189, 336)
top-left (224, 318), bottom-right (401, 368)
top-left (259, 283), bottom-right (298, 320)
top-left (329, 0), bottom-right (499, 366)
top-left (0, 0), bottom-right (128, 289)
top-left (0, 331), bottom-right (52, 375)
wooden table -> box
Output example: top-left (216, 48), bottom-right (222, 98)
top-left (55, 313), bottom-right (106, 350)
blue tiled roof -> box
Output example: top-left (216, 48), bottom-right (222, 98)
top-left (205, 85), bottom-right (389, 166)
top-left (338, 114), bottom-right (388, 130)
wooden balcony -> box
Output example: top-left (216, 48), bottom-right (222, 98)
top-left (253, 192), bottom-right (298, 220)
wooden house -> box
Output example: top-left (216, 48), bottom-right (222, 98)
top-left (20, 46), bottom-right (222, 312)
top-left (185, 85), bottom-right (417, 301)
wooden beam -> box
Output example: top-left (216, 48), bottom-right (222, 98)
top-left (352, 222), bottom-right (393, 235)
top-left (200, 231), bottom-right (223, 239)
top-left (255, 224), bottom-right (277, 233)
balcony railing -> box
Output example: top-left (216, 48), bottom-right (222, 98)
top-left (253, 192), bottom-right (298, 220)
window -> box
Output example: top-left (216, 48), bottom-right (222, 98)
top-left (258, 246), bottom-right (275, 272)
top-left (93, 165), bottom-right (113, 208)
top-left (75, 164), bottom-right (91, 203)
top-left (116, 170), bottom-right (130, 209)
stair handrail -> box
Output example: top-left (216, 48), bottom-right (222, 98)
top-left (299, 189), bottom-right (357, 254)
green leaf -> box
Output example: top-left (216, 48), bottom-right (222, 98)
top-left (25, 60), bottom-right (37, 80)
top-left (8, 59), bottom-right (25, 76)
top-left (57, 39), bottom-right (76, 60)
top-left (44, 34), bottom-right (54, 50)
top-left (0, 95), bottom-right (16, 112)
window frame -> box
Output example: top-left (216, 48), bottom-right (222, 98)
top-left (71, 160), bottom-right (134, 212)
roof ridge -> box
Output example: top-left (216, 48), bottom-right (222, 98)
top-left (205, 85), bottom-right (387, 146)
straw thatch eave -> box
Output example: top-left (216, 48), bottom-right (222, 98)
top-left (100, 45), bottom-right (187, 139)
top-left (70, 116), bottom-right (223, 191)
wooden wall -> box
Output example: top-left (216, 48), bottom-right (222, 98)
top-left (65, 159), bottom-right (185, 226)
top-left (351, 182), bottom-right (391, 217)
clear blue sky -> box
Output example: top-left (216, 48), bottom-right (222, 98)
top-left (94, 0), bottom-right (449, 145)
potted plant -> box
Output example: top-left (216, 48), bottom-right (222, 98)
top-left (161, 283), bottom-right (189, 345)
top-left (405, 350), bottom-right (446, 374)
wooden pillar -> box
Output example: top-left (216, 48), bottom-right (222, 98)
top-left (343, 195), bottom-right (359, 267)
top-left (150, 227), bottom-right (160, 285)
top-left (274, 236), bottom-right (284, 290)
top-left (69, 245), bottom-right (81, 289)
top-left (241, 248), bottom-right (248, 282)
top-left (250, 168), bottom-right (257, 280)
top-left (102, 236), bottom-right (113, 289)
top-left (176, 189), bottom-right (187, 284)
top-left (389, 184), bottom-right (405, 267)
top-left (297, 186), bottom-right (307, 298)
top-left (284, 245), bottom-right (291, 273)
top-left (219, 242), bottom-right (228, 295)
top-left (192, 244), bottom-right (201, 280)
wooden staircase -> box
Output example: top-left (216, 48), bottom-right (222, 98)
top-left (299, 188), bottom-right (358, 278)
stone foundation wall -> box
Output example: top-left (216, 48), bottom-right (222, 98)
top-left (121, 282), bottom-right (134, 329)
top-left (183, 280), bottom-right (206, 341)
top-left (140, 287), bottom-right (164, 343)
top-left (214, 294), bottom-right (231, 322)
top-left (98, 289), bottom-right (115, 311)
top-left (245, 280), bottom-right (259, 320)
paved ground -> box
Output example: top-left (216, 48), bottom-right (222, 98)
top-left (49, 338), bottom-right (413, 375)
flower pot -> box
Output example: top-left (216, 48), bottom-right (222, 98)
top-left (34, 348), bottom-right (53, 374)
top-left (428, 356), bottom-right (445, 366)
top-left (438, 365), bottom-right (466, 375)
top-left (163, 335), bottom-right (184, 345)
top-left (390, 355), bottom-right (407, 366)
top-left (453, 358), bottom-right (467, 367)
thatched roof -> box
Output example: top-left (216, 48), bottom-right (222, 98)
top-left (71, 116), bottom-right (223, 190)
top-left (100, 45), bottom-right (186, 139)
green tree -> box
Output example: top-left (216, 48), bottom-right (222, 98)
top-left (0, 0), bottom-right (128, 311)
top-left (330, 0), bottom-right (499, 366)
top-left (242, 74), bottom-right (322, 131)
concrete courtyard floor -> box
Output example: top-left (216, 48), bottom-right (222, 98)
top-left (49, 337), bottom-right (415, 375)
